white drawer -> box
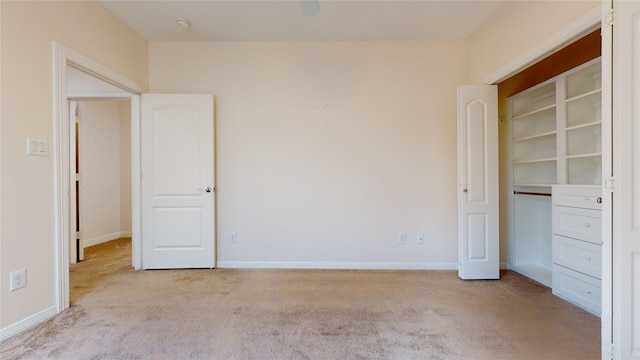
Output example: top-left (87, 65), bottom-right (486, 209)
top-left (552, 235), bottom-right (601, 279)
top-left (552, 206), bottom-right (602, 244)
top-left (552, 265), bottom-right (601, 316)
top-left (552, 186), bottom-right (602, 210)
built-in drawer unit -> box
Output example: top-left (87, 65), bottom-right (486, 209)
top-left (552, 185), bottom-right (602, 316)
top-left (552, 207), bottom-right (602, 245)
top-left (552, 265), bottom-right (602, 316)
top-left (552, 186), bottom-right (602, 210)
top-left (552, 235), bottom-right (602, 279)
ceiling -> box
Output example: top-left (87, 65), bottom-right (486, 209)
top-left (99, 0), bottom-right (505, 42)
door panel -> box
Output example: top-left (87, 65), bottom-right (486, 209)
top-left (467, 214), bottom-right (488, 260)
top-left (612, 0), bottom-right (640, 358)
top-left (457, 85), bottom-right (499, 280)
top-left (69, 100), bottom-right (81, 264)
top-left (141, 94), bottom-right (215, 269)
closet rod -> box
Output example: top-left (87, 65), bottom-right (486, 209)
top-left (513, 191), bottom-right (552, 197)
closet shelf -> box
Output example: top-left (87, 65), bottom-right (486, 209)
top-left (531, 90), bottom-right (556, 104)
top-left (513, 157), bottom-right (557, 165)
top-left (565, 121), bottom-right (602, 131)
top-left (511, 263), bottom-right (552, 288)
top-left (512, 131), bottom-right (557, 143)
top-left (566, 152), bottom-right (602, 159)
top-left (565, 88), bottom-right (602, 104)
top-left (513, 182), bottom-right (557, 187)
top-left (512, 104), bottom-right (556, 121)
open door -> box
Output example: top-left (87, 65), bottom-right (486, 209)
top-left (69, 100), bottom-right (84, 264)
top-left (141, 94), bottom-right (215, 269)
top-left (457, 85), bottom-right (499, 280)
top-left (609, 0), bottom-right (640, 358)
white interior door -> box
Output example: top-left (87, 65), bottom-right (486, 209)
top-left (611, 0), bottom-right (640, 358)
top-left (457, 85), bottom-right (499, 280)
top-left (69, 100), bottom-right (83, 264)
top-left (141, 94), bottom-right (215, 269)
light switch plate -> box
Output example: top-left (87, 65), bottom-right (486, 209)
top-left (27, 137), bottom-right (48, 156)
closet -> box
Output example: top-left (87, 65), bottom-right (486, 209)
top-left (508, 58), bottom-right (602, 316)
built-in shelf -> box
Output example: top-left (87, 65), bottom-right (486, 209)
top-left (513, 183), bottom-right (556, 188)
top-left (512, 263), bottom-right (552, 287)
top-left (513, 157), bottom-right (557, 165)
top-left (512, 104), bottom-right (556, 121)
top-left (566, 152), bottom-right (601, 159)
top-left (512, 131), bottom-right (557, 143)
top-left (566, 121), bottom-right (602, 131)
top-left (566, 88), bottom-right (602, 103)
top-left (509, 58), bottom-right (602, 291)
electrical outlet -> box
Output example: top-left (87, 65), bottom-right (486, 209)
top-left (398, 233), bottom-right (406, 245)
top-left (230, 232), bottom-right (237, 243)
top-left (10, 269), bottom-right (26, 291)
top-left (417, 233), bottom-right (425, 244)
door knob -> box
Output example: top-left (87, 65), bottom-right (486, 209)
top-left (197, 186), bottom-right (213, 193)
top-left (463, 189), bottom-right (468, 193)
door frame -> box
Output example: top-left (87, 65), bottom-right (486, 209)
top-left (53, 42), bottom-right (145, 311)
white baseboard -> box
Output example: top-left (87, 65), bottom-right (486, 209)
top-left (216, 261), bottom-right (458, 270)
top-left (83, 231), bottom-right (131, 248)
top-left (0, 305), bottom-right (58, 342)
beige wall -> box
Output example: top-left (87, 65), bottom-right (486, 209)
top-left (150, 41), bottom-right (466, 267)
top-left (0, 1), bottom-right (147, 329)
top-left (466, 0), bottom-right (600, 85)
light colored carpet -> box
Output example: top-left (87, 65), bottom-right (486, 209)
top-left (1, 238), bottom-right (600, 359)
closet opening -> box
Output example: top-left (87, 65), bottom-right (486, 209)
top-left (498, 29), bottom-right (602, 316)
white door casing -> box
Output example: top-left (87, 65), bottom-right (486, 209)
top-left (611, 0), bottom-right (640, 358)
top-left (457, 85), bottom-right (500, 280)
top-left (141, 94), bottom-right (215, 269)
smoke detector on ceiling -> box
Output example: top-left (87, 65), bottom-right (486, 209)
top-left (176, 18), bottom-right (192, 30)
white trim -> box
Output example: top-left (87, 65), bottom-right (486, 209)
top-left (483, 6), bottom-right (601, 85)
top-left (82, 231), bottom-right (132, 248)
top-left (217, 261), bottom-right (458, 270)
top-left (0, 306), bottom-right (58, 342)
top-left (64, 50), bottom-right (145, 95)
top-left (67, 92), bottom-right (132, 100)
top-left (600, 1), bottom-right (613, 357)
top-left (53, 42), bottom-right (143, 318)
top-left (53, 43), bottom-right (70, 313)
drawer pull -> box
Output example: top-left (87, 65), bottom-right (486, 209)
top-left (586, 290), bottom-right (592, 295)
top-left (586, 256), bottom-right (592, 261)
top-left (584, 222), bottom-right (591, 228)
top-left (597, 197), bottom-right (602, 204)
